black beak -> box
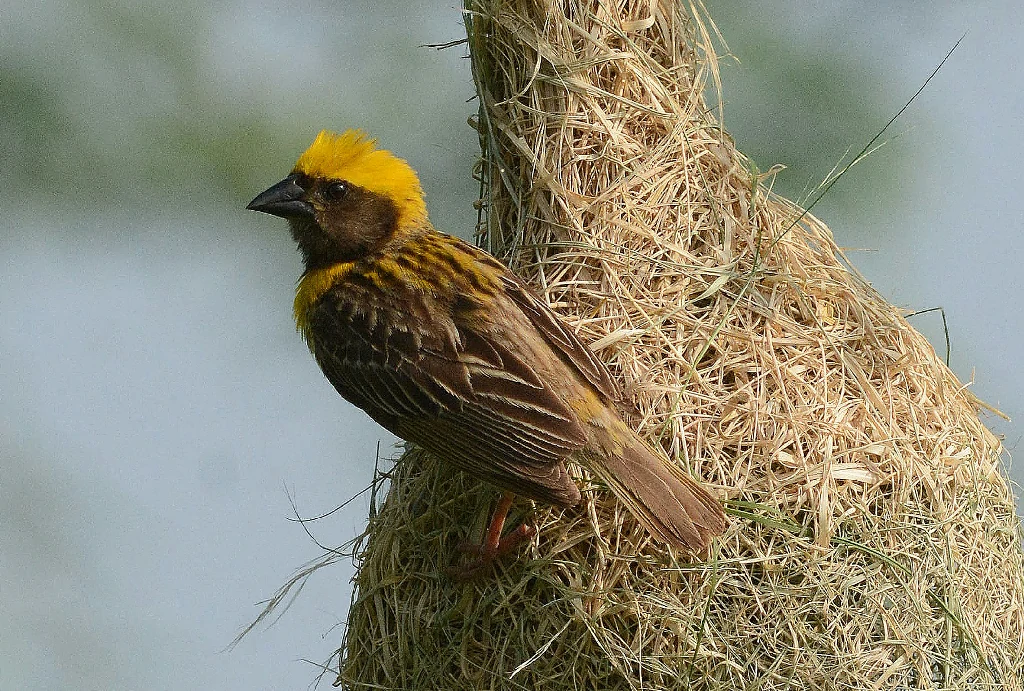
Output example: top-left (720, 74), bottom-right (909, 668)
top-left (247, 174), bottom-right (315, 219)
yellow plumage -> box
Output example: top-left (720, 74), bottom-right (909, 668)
top-left (292, 130), bottom-right (427, 228)
top-left (290, 130), bottom-right (432, 340)
top-left (294, 261), bottom-right (354, 343)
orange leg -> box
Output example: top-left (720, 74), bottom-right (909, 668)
top-left (447, 492), bottom-right (536, 580)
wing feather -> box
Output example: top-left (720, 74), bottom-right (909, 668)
top-left (307, 283), bottom-right (586, 506)
top-left (500, 274), bottom-right (620, 402)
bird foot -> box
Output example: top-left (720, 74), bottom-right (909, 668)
top-left (446, 493), bottom-right (535, 581)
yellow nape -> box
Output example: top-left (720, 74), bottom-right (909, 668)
top-left (293, 262), bottom-right (356, 344)
top-left (293, 129), bottom-right (427, 227)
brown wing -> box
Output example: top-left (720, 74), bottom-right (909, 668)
top-left (499, 273), bottom-right (620, 402)
top-left (306, 280), bottom-right (585, 507)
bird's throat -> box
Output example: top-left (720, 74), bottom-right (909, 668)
top-left (293, 262), bottom-right (356, 345)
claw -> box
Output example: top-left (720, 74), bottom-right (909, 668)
top-left (447, 493), bottom-right (535, 580)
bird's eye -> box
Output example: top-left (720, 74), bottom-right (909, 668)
top-left (324, 181), bottom-right (349, 202)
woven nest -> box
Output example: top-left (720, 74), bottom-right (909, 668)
top-left (331, 1), bottom-right (1024, 688)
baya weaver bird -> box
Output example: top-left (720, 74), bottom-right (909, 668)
top-left (248, 130), bottom-right (726, 576)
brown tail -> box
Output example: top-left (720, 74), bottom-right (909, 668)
top-left (585, 426), bottom-right (726, 551)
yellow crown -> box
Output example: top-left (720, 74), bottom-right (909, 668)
top-left (293, 130), bottom-right (427, 227)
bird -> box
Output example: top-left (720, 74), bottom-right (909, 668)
top-left (247, 129), bottom-right (726, 576)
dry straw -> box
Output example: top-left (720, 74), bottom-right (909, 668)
top-left (332, 1), bottom-right (1024, 688)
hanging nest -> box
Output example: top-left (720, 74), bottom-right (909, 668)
top-left (334, 1), bottom-right (1024, 688)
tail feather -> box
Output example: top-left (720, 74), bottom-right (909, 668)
top-left (586, 432), bottom-right (726, 551)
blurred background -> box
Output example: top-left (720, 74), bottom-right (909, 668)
top-left (1, 1), bottom-right (1020, 688)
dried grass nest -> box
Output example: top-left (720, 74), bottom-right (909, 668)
top-left (326, 1), bottom-right (1024, 689)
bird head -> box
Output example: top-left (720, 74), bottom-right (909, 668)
top-left (247, 130), bottom-right (428, 270)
